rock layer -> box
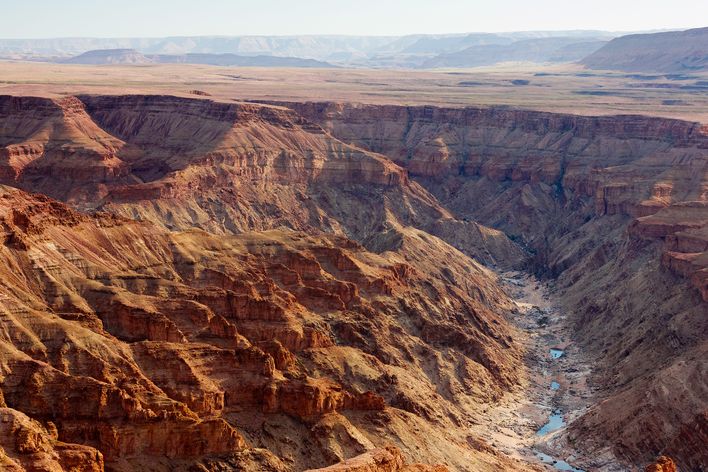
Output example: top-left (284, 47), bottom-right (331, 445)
top-left (0, 94), bottom-right (524, 270)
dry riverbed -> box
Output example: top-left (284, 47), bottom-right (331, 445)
top-left (468, 271), bottom-right (621, 471)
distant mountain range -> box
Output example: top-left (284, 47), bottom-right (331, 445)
top-left (1, 28), bottom-right (705, 71)
top-left (422, 37), bottom-right (610, 68)
top-left (0, 31), bottom-right (617, 68)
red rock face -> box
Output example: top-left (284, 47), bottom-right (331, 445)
top-left (644, 455), bottom-right (678, 472)
top-left (0, 95), bottom-right (406, 200)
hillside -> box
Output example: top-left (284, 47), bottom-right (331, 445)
top-left (581, 27), bottom-right (708, 72)
top-left (61, 48), bottom-right (152, 65)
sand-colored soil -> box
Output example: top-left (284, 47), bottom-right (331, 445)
top-left (0, 61), bottom-right (706, 122)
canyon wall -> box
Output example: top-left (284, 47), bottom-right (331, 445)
top-left (0, 94), bottom-right (706, 470)
top-left (0, 94), bottom-right (524, 269)
top-left (275, 100), bottom-right (707, 299)
top-left (0, 94), bottom-right (538, 471)
top-left (266, 101), bottom-right (708, 471)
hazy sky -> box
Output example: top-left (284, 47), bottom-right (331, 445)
top-left (0, 0), bottom-right (705, 38)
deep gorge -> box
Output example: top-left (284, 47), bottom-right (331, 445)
top-left (0, 94), bottom-right (705, 471)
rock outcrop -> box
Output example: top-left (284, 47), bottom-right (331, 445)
top-left (304, 445), bottom-right (447, 472)
top-left (644, 455), bottom-right (678, 472)
top-left (0, 408), bottom-right (104, 472)
top-left (632, 202), bottom-right (708, 301)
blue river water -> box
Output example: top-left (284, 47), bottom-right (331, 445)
top-left (534, 346), bottom-right (586, 471)
top-left (536, 452), bottom-right (586, 472)
top-left (537, 410), bottom-right (565, 435)
top-left (550, 348), bottom-right (564, 359)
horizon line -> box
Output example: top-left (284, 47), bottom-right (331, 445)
top-left (1, 26), bottom-right (703, 42)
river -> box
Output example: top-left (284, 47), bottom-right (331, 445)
top-left (471, 271), bottom-right (598, 471)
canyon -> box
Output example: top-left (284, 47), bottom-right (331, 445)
top-left (0, 92), bottom-right (705, 472)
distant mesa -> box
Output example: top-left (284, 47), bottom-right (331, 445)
top-left (581, 27), bottom-right (708, 72)
top-left (61, 48), bottom-right (152, 65)
top-left (60, 48), bottom-right (336, 68)
top-left (149, 52), bottom-right (336, 68)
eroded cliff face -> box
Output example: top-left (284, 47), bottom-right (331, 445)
top-left (0, 184), bottom-right (526, 471)
top-left (271, 102), bottom-right (706, 220)
top-left (266, 101), bottom-right (708, 471)
top-left (0, 95), bottom-right (405, 198)
top-left (0, 94), bottom-right (524, 271)
top-left (273, 101), bottom-right (708, 300)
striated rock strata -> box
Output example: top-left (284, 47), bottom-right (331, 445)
top-left (0, 94), bottom-right (524, 270)
top-left (1, 94), bottom-right (707, 470)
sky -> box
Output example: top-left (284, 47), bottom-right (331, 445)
top-left (0, 0), bottom-right (706, 38)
